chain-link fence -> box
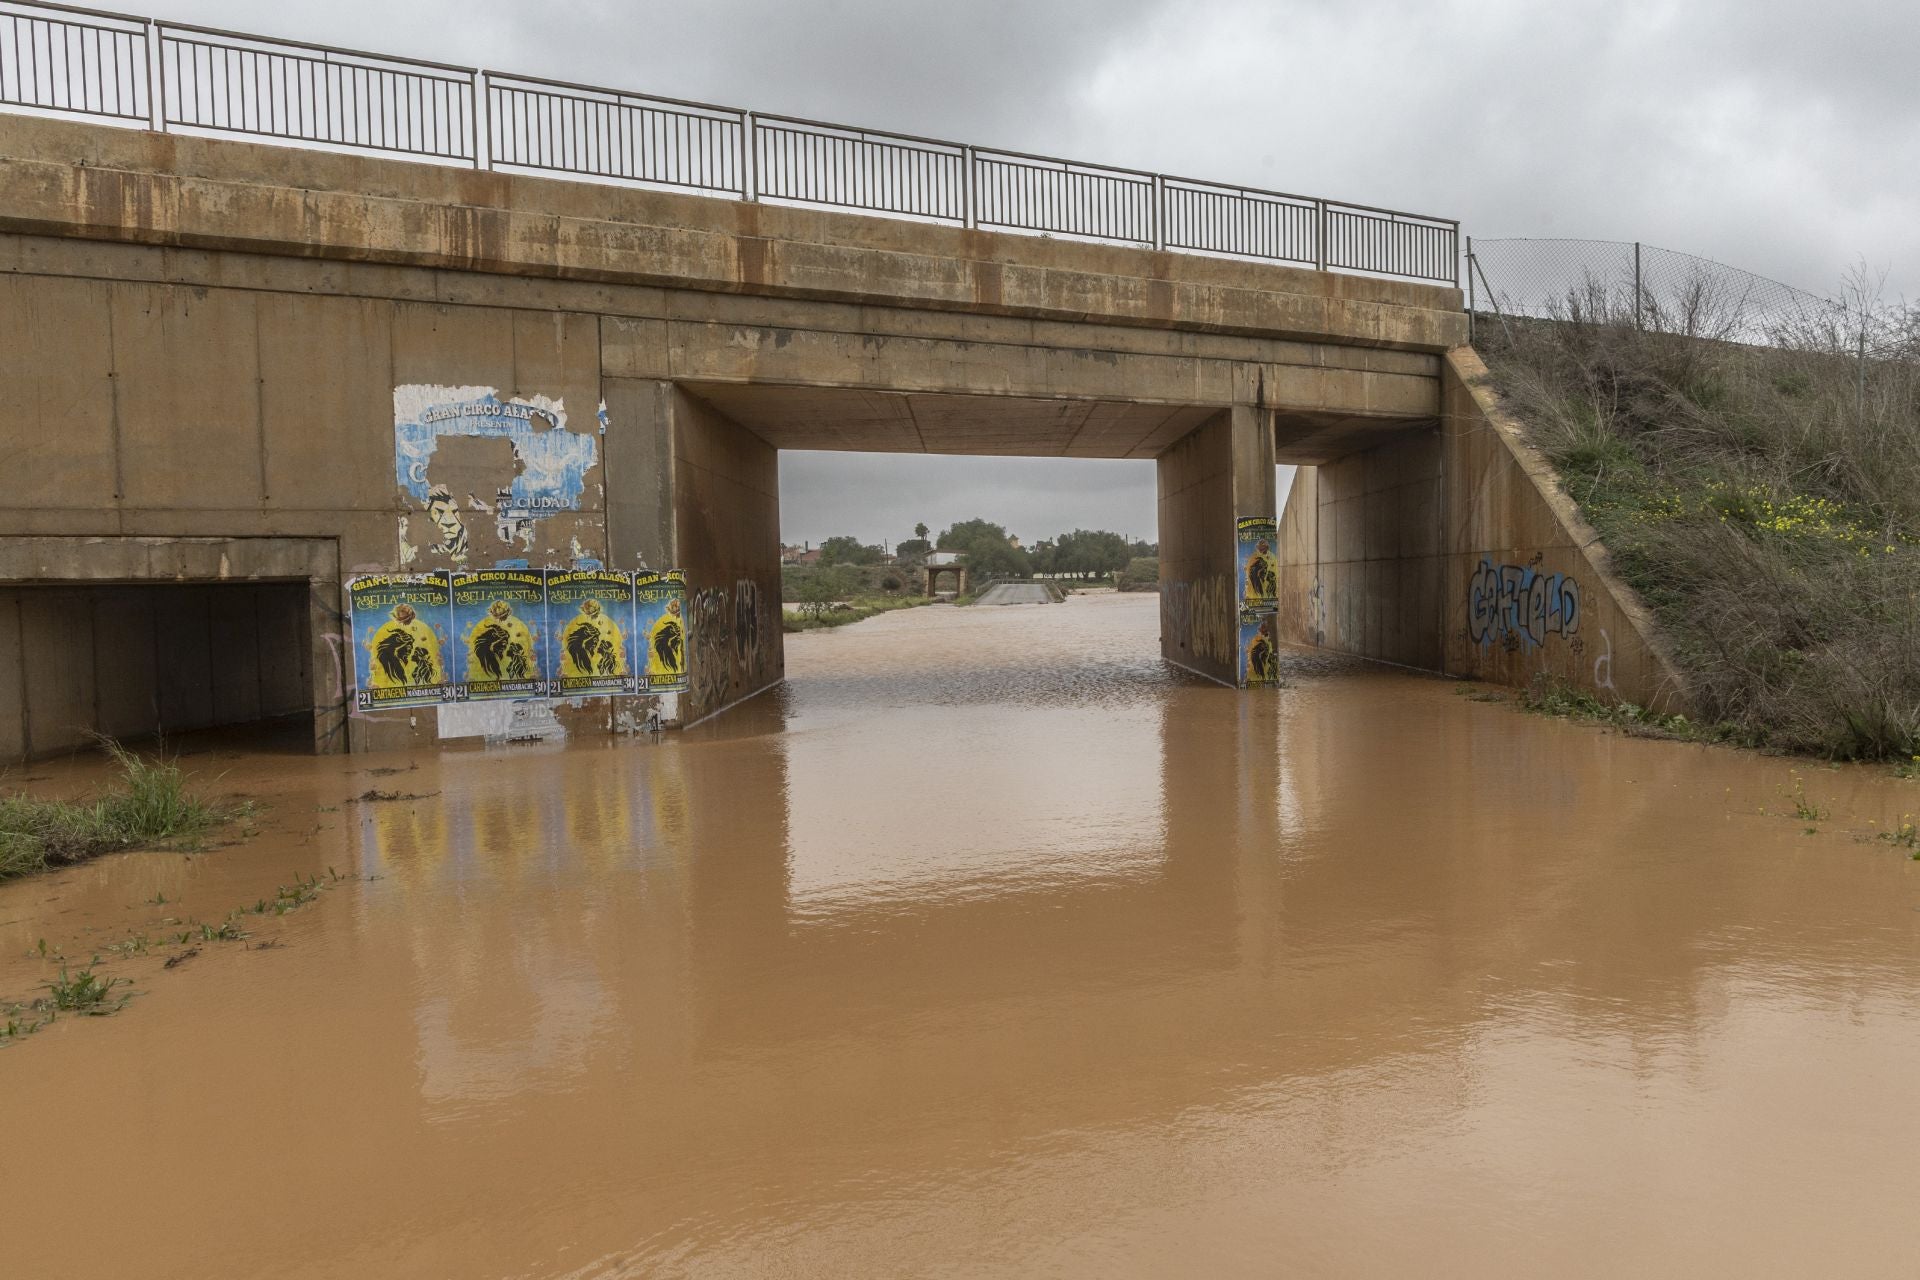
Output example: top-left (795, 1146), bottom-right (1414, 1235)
top-left (1465, 237), bottom-right (1860, 349)
top-left (1463, 236), bottom-right (1920, 427)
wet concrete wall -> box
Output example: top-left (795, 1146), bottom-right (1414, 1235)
top-left (1275, 427), bottom-right (1444, 670)
top-left (1276, 349), bottom-right (1687, 710)
top-left (1156, 413), bottom-right (1237, 684)
top-left (669, 389), bottom-right (783, 725)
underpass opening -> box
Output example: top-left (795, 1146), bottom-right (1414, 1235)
top-left (0, 579), bottom-right (317, 761)
top-left (652, 381), bottom-right (1271, 712)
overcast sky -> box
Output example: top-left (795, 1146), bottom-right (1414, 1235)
top-left (150, 0), bottom-right (1920, 546)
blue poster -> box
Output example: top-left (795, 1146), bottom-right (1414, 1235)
top-left (635, 570), bottom-right (690, 694)
top-left (347, 573), bottom-right (455, 709)
top-left (544, 570), bottom-right (639, 696)
top-left (1237, 516), bottom-right (1278, 610)
top-left (1239, 609), bottom-right (1279, 687)
top-left (450, 569), bottom-right (548, 701)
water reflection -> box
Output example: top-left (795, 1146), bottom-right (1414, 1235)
top-left (2, 595), bottom-right (1917, 1278)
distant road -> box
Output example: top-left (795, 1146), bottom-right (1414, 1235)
top-left (975, 583), bottom-right (1059, 606)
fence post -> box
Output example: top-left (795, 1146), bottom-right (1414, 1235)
top-left (1313, 201), bottom-right (1326, 271)
top-left (1152, 174), bottom-right (1165, 251)
top-left (1465, 235), bottom-right (1475, 343)
top-left (144, 19), bottom-right (164, 132)
top-left (963, 145), bottom-right (976, 229)
top-left (472, 70), bottom-right (487, 169)
top-left (1633, 241), bottom-right (1644, 331)
top-left (742, 111), bottom-right (757, 200)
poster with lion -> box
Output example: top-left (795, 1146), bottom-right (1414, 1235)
top-left (544, 570), bottom-right (639, 696)
top-left (450, 569), bottom-right (548, 701)
top-left (348, 573), bottom-right (456, 709)
top-left (634, 570), bottom-right (690, 694)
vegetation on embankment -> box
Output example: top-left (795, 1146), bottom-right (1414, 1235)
top-left (1479, 301), bottom-right (1920, 761)
top-left (784, 594), bottom-right (933, 632)
top-left (0, 743), bottom-right (230, 881)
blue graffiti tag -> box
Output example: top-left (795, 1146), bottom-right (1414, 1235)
top-left (1467, 558), bottom-right (1580, 651)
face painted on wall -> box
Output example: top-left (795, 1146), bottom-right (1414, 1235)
top-left (424, 486), bottom-right (469, 561)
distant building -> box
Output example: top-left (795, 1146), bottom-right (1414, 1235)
top-left (1007, 535), bottom-right (1023, 551)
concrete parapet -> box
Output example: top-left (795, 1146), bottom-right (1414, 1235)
top-left (0, 115), bottom-right (1464, 352)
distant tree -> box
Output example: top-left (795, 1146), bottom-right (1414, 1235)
top-left (936, 518), bottom-right (1030, 580)
top-left (914, 522), bottom-right (929, 542)
top-left (895, 538), bottom-right (932, 557)
top-left (936, 518), bottom-right (1010, 551)
top-left (1115, 556), bottom-right (1159, 591)
top-left (1048, 529), bottom-right (1131, 579)
top-left (818, 535), bottom-right (882, 566)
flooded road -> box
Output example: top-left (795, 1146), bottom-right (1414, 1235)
top-left (3, 592), bottom-right (1919, 1278)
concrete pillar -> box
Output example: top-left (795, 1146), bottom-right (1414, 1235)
top-left (601, 378), bottom-right (678, 575)
top-left (667, 387), bottom-right (784, 726)
top-left (1155, 405), bottom-right (1274, 687)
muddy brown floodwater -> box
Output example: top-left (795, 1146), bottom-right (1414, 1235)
top-left (3, 592), bottom-right (1919, 1277)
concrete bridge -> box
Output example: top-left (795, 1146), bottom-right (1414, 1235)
top-left (0, 8), bottom-right (1680, 762)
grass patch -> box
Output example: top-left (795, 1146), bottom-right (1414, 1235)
top-left (783, 595), bottom-right (932, 632)
top-left (1517, 676), bottom-right (1718, 741)
top-left (1481, 302), bottom-right (1920, 763)
top-left (0, 742), bottom-right (230, 881)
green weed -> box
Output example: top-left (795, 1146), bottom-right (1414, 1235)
top-left (1877, 818), bottom-right (1920, 856)
top-left (1783, 776), bottom-right (1827, 823)
top-left (43, 964), bottom-right (127, 1014)
top-left (0, 741), bottom-right (234, 882)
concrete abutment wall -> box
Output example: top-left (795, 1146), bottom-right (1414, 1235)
top-left (1276, 348), bottom-right (1687, 710)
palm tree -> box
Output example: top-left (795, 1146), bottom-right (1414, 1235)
top-left (914, 522), bottom-right (929, 541)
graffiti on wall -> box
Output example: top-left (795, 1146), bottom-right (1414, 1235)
top-left (685, 577), bottom-right (774, 716)
top-left (1466, 556), bottom-right (1581, 652)
top-left (690, 587), bottom-right (731, 713)
top-left (393, 385), bottom-right (600, 564)
top-left (1161, 574), bottom-right (1234, 670)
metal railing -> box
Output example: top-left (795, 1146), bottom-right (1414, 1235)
top-left (0, 0), bottom-right (1460, 285)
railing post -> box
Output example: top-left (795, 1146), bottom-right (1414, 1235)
top-left (1313, 201), bottom-right (1326, 271)
top-left (963, 144), bottom-right (976, 229)
top-left (144, 19), bottom-right (164, 132)
top-left (472, 70), bottom-right (487, 168)
top-left (743, 110), bottom-right (757, 200)
top-left (1152, 174), bottom-right (1165, 251)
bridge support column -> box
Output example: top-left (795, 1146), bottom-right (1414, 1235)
top-left (1156, 405), bottom-right (1274, 687)
top-left (605, 380), bottom-right (784, 727)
